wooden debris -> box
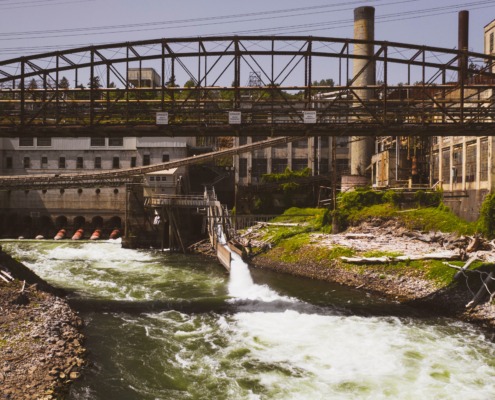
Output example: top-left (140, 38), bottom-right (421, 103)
top-left (466, 272), bottom-right (495, 308)
top-left (453, 256), bottom-right (478, 280)
top-left (344, 233), bottom-right (375, 240)
top-left (341, 251), bottom-right (460, 264)
top-left (0, 270), bottom-right (14, 281)
top-left (466, 236), bottom-right (482, 253)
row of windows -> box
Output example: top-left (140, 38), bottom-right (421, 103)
top-left (19, 137), bottom-right (125, 147)
top-left (149, 176), bottom-right (167, 182)
top-left (6, 154), bottom-right (170, 169)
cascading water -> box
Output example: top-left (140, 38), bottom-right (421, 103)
top-left (2, 240), bottom-right (495, 400)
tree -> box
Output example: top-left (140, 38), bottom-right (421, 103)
top-left (88, 76), bottom-right (102, 90)
top-left (184, 79), bottom-right (195, 88)
top-left (27, 78), bottom-right (38, 100)
top-left (312, 78), bottom-right (334, 87)
top-left (58, 76), bottom-right (70, 89)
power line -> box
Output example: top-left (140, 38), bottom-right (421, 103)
top-left (0, 0), bottom-right (493, 57)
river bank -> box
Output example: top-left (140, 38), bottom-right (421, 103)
top-left (0, 251), bottom-right (86, 400)
top-left (240, 219), bottom-right (495, 335)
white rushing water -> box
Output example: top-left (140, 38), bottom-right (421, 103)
top-left (225, 248), bottom-right (495, 400)
top-left (4, 241), bottom-right (495, 400)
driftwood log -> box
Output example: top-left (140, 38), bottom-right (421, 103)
top-left (341, 251), bottom-right (460, 264)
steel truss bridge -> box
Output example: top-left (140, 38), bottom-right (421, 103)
top-left (1, 36), bottom-right (495, 138)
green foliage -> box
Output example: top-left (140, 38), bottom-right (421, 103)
top-left (414, 190), bottom-right (442, 207)
top-left (272, 207), bottom-right (330, 229)
top-left (400, 207), bottom-right (476, 235)
top-left (261, 167), bottom-right (311, 185)
top-left (383, 190), bottom-right (403, 206)
top-left (477, 193), bottom-right (495, 239)
top-left (424, 260), bottom-right (459, 286)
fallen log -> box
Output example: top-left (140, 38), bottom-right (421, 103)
top-left (341, 251), bottom-right (460, 264)
top-left (340, 256), bottom-right (391, 264)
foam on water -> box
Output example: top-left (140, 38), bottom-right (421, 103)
top-left (229, 310), bottom-right (495, 399)
top-left (228, 251), bottom-right (290, 303)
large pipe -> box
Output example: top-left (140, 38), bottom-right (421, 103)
top-left (350, 6), bottom-right (375, 176)
top-left (458, 10), bottom-right (469, 83)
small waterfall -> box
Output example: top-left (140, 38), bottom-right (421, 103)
top-left (228, 251), bottom-right (287, 303)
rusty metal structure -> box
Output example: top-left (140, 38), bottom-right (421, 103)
top-left (1, 36), bottom-right (495, 138)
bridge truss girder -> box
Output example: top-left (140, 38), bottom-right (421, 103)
top-left (0, 36), bottom-right (495, 137)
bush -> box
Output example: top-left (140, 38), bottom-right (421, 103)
top-left (478, 193), bottom-right (495, 239)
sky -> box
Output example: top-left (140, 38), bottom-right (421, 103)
top-left (0, 0), bottom-right (494, 87)
top-left (0, 0), bottom-right (494, 60)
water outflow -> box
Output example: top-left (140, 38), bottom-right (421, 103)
top-left (228, 252), bottom-right (286, 302)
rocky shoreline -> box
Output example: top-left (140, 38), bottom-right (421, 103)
top-left (0, 251), bottom-right (86, 400)
top-left (240, 221), bottom-right (495, 336)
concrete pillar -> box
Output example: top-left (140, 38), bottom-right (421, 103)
top-left (350, 6), bottom-right (376, 176)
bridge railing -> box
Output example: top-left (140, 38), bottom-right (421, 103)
top-left (1, 84), bottom-right (495, 132)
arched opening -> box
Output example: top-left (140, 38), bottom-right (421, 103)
top-left (107, 216), bottom-right (122, 240)
top-left (73, 216), bottom-right (86, 229)
top-left (55, 215), bottom-right (68, 229)
top-left (4, 213), bottom-right (19, 238)
top-left (91, 216), bottom-right (104, 229)
top-left (108, 216), bottom-right (122, 229)
top-left (72, 216), bottom-right (86, 240)
top-left (37, 216), bottom-right (54, 239)
top-left (19, 215), bottom-right (33, 239)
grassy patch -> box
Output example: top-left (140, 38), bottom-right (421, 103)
top-left (362, 250), bottom-right (403, 258)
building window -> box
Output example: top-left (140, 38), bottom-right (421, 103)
top-left (319, 158), bottom-right (329, 174)
top-left (336, 159), bottom-right (349, 175)
top-left (131, 157), bottom-right (137, 168)
top-left (239, 158), bottom-right (248, 178)
top-left (91, 137), bottom-right (105, 147)
top-left (37, 137), bottom-right (52, 147)
top-left (252, 158), bottom-right (267, 179)
top-left (480, 138), bottom-right (489, 181)
top-left (23, 157), bottom-right (30, 169)
top-left (293, 139), bottom-right (308, 148)
top-left (292, 158), bottom-right (308, 171)
top-left (6, 157), bottom-right (12, 169)
top-left (441, 148), bottom-right (450, 183)
top-left (162, 154), bottom-right (170, 163)
top-left (94, 157), bottom-right (102, 169)
top-left (453, 145), bottom-right (462, 184)
top-left (109, 137), bottom-right (123, 147)
top-left (112, 157), bottom-right (120, 169)
top-left (76, 157), bottom-right (84, 169)
top-left (465, 142), bottom-right (476, 183)
top-left (432, 152), bottom-right (439, 182)
top-left (19, 137), bottom-right (34, 146)
top-left (239, 137), bottom-right (248, 146)
top-left (272, 158), bottom-right (288, 173)
top-left (143, 154), bottom-right (150, 166)
top-left (41, 156), bottom-right (48, 168)
top-left (491, 32), bottom-right (494, 53)
top-left (59, 157), bottom-right (66, 169)
top-left (319, 137), bottom-right (329, 148)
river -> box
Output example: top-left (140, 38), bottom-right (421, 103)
top-left (3, 241), bottom-right (495, 400)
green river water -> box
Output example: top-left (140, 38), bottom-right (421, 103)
top-left (3, 241), bottom-right (495, 400)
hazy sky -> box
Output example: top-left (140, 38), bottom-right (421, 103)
top-left (0, 0), bottom-right (494, 62)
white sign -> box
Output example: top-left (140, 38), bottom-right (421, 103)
top-left (229, 111), bottom-right (242, 125)
top-left (303, 111), bottom-right (317, 124)
top-left (156, 112), bottom-right (169, 125)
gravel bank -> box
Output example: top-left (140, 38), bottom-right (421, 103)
top-left (0, 252), bottom-right (86, 400)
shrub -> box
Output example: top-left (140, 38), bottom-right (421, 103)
top-left (478, 193), bottom-right (495, 239)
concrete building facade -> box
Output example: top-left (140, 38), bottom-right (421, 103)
top-left (0, 135), bottom-right (194, 238)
